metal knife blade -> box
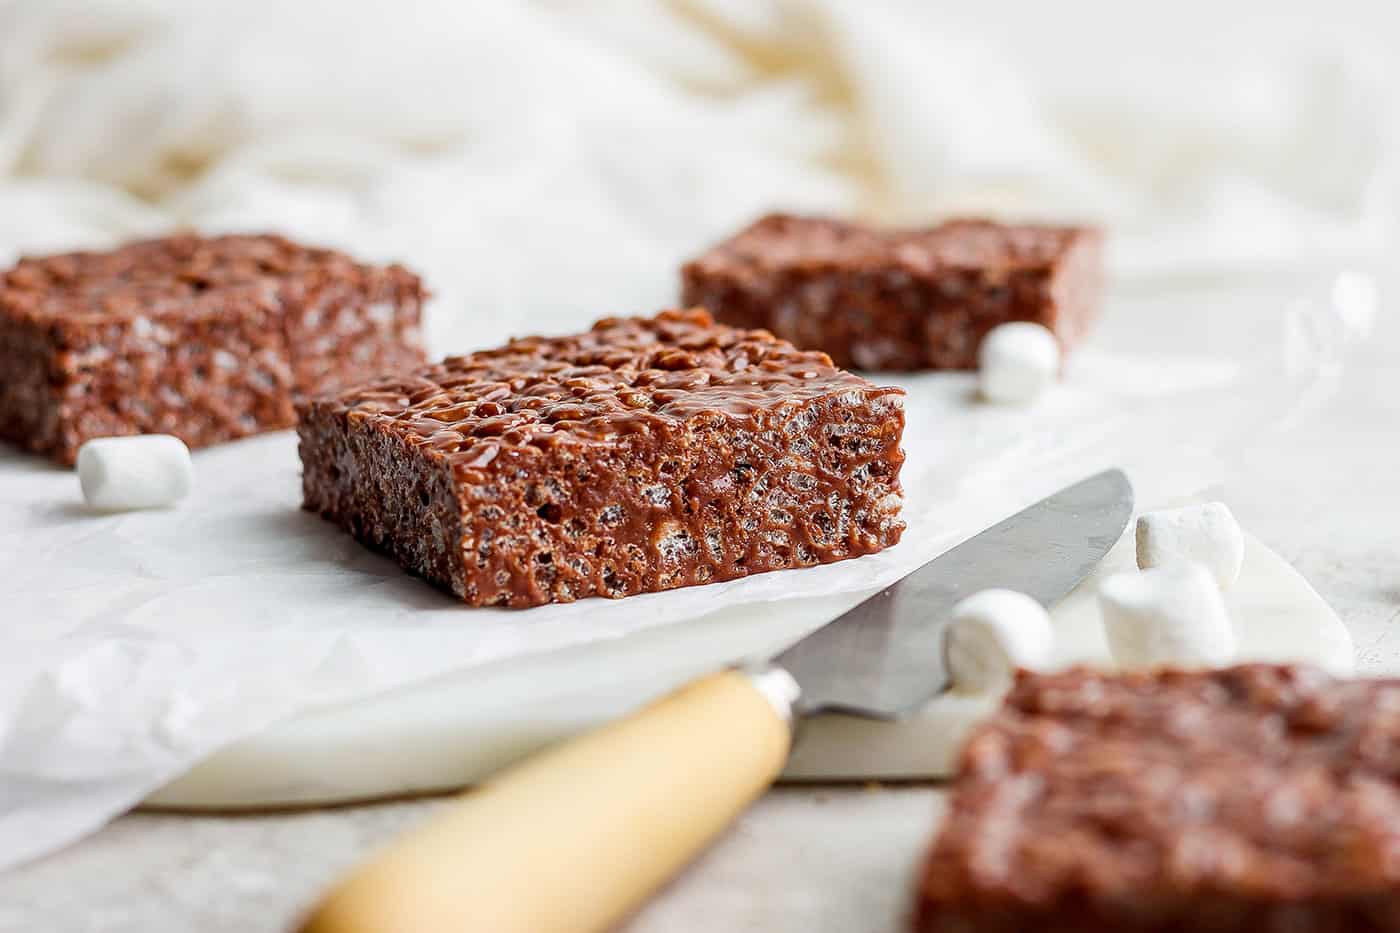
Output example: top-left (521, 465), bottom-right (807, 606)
top-left (772, 468), bottom-right (1133, 719)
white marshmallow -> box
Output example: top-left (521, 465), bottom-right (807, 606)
top-left (977, 321), bottom-right (1061, 404)
top-left (1098, 563), bottom-right (1234, 670)
top-left (77, 435), bottom-right (193, 512)
top-left (944, 589), bottom-right (1054, 693)
top-left (1136, 502), bottom-right (1244, 589)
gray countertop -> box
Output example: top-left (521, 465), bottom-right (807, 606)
top-left (4, 281), bottom-right (1397, 933)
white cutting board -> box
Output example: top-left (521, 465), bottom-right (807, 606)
top-left (147, 527), bottom-right (1353, 809)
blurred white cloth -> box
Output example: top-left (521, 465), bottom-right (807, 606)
top-left (0, 0), bottom-right (1393, 353)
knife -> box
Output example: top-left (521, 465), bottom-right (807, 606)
top-left (300, 469), bottom-right (1133, 933)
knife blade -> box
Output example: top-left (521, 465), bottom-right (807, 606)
top-left (301, 469), bottom-right (1134, 933)
top-left (774, 467), bottom-right (1134, 718)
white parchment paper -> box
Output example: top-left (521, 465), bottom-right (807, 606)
top-left (1, 277), bottom-right (1343, 870)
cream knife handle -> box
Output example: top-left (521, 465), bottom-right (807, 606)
top-left (299, 668), bottom-right (797, 933)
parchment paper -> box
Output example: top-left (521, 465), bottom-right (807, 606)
top-left (0, 279), bottom-right (1362, 870)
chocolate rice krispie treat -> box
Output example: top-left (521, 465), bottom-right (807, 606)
top-left (0, 233), bottom-right (426, 463)
top-left (682, 214), bottom-right (1102, 371)
top-left (918, 665), bottom-right (1400, 933)
top-left (298, 309), bottom-right (906, 608)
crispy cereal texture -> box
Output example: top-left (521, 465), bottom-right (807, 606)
top-left (918, 665), bottom-right (1400, 933)
top-left (298, 309), bottom-right (906, 608)
top-left (0, 234), bottom-right (425, 463)
top-left (682, 213), bottom-right (1102, 371)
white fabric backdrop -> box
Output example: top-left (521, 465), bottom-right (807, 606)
top-left (0, 0), bottom-right (1393, 354)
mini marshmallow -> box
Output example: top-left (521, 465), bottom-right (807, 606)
top-left (1136, 501), bottom-right (1244, 589)
top-left (78, 435), bottom-right (193, 512)
top-left (977, 321), bottom-right (1060, 404)
top-left (1098, 563), bottom-right (1234, 670)
top-left (944, 589), bottom-right (1054, 693)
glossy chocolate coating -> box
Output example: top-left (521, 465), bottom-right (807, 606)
top-left (918, 665), bottom-right (1400, 932)
top-left (0, 234), bottom-right (425, 464)
top-left (682, 213), bottom-right (1103, 371)
top-left (298, 309), bottom-right (907, 608)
